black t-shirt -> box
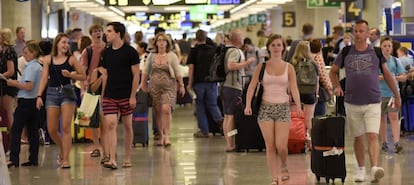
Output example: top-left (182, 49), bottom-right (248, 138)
top-left (101, 44), bottom-right (139, 99)
top-left (187, 43), bottom-right (216, 83)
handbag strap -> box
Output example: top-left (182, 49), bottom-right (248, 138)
top-left (258, 62), bottom-right (266, 82)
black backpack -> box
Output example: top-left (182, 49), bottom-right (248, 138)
top-left (204, 45), bottom-right (235, 82)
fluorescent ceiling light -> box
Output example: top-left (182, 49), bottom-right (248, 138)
top-left (164, 6), bottom-right (189, 11)
top-left (109, 6), bottom-right (125, 16)
top-left (66, 2), bottom-right (100, 7)
top-left (230, 0), bottom-right (258, 14)
top-left (95, 0), bottom-right (105, 5)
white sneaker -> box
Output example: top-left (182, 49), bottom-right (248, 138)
top-left (371, 166), bottom-right (384, 183)
top-left (354, 166), bottom-right (366, 182)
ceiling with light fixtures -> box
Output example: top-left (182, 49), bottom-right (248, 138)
top-left (51, 0), bottom-right (295, 27)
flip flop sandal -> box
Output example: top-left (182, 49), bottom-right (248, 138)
top-left (103, 162), bottom-right (118, 170)
top-left (281, 168), bottom-right (290, 182)
top-left (122, 162), bottom-right (132, 168)
top-left (61, 164), bottom-right (71, 169)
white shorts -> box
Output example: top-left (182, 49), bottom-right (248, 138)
top-left (344, 102), bottom-right (381, 137)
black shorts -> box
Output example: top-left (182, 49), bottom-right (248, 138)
top-left (0, 84), bottom-right (17, 97)
top-left (300, 93), bottom-right (316, 105)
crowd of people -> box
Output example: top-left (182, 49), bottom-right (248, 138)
top-left (1, 19), bottom-right (413, 185)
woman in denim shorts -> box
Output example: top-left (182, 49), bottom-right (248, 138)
top-left (244, 34), bottom-right (302, 185)
top-left (36, 33), bottom-right (86, 169)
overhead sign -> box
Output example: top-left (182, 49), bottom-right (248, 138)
top-left (190, 5), bottom-right (218, 20)
top-left (307, 0), bottom-right (340, 8)
top-left (248, 14), bottom-right (257, 25)
top-left (344, 0), bottom-right (363, 22)
top-left (105, 0), bottom-right (243, 6)
top-left (257, 14), bottom-right (266, 23)
top-left (125, 12), bottom-right (188, 22)
top-left (282, 12), bottom-right (295, 27)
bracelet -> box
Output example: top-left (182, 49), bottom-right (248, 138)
top-left (37, 96), bottom-right (42, 98)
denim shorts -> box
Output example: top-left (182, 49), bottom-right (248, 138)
top-left (45, 84), bottom-right (77, 108)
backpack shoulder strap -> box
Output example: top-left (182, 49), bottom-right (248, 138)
top-left (374, 47), bottom-right (384, 72)
top-left (86, 46), bottom-right (93, 74)
top-left (340, 46), bottom-right (351, 68)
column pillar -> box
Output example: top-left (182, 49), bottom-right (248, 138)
top-left (1, 0), bottom-right (42, 40)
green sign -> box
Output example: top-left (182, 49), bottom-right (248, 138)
top-left (225, 23), bottom-right (231, 30)
top-left (248, 14), bottom-right (257, 25)
top-left (233, 21), bottom-right (240, 28)
top-left (257, 14), bottom-right (266, 23)
top-left (240, 17), bottom-right (248, 27)
top-left (307, 0), bottom-right (340, 8)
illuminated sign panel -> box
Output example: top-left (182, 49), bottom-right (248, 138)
top-left (105, 0), bottom-right (242, 6)
top-left (126, 12), bottom-right (188, 22)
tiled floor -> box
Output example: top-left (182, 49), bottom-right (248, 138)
top-left (4, 105), bottom-right (414, 185)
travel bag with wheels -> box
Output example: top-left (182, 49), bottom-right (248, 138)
top-left (310, 102), bottom-right (346, 184)
top-left (132, 90), bottom-right (149, 147)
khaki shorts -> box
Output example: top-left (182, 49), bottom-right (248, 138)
top-left (380, 97), bottom-right (399, 114)
top-left (345, 102), bottom-right (381, 137)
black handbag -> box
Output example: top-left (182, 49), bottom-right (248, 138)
top-left (251, 63), bottom-right (266, 115)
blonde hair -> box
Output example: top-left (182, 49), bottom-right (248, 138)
top-left (291, 41), bottom-right (313, 65)
top-left (24, 41), bottom-right (41, 58)
top-left (0, 28), bottom-right (14, 46)
top-left (343, 32), bottom-right (354, 45)
top-left (153, 32), bottom-right (172, 53)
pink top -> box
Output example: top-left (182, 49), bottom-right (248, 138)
top-left (262, 63), bottom-right (289, 104)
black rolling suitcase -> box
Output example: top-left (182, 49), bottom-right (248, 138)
top-left (311, 103), bottom-right (346, 184)
top-left (234, 103), bottom-right (265, 152)
top-left (234, 76), bottom-right (265, 152)
top-left (132, 91), bottom-right (149, 147)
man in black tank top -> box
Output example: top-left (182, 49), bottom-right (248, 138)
top-left (100, 22), bottom-right (140, 169)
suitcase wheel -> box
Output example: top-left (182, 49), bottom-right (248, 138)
top-left (325, 177), bottom-right (330, 184)
top-left (315, 175), bottom-right (320, 183)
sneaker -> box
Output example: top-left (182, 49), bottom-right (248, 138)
top-left (354, 166), bottom-right (366, 182)
top-left (394, 142), bottom-right (403, 153)
top-left (193, 131), bottom-right (210, 138)
top-left (371, 166), bottom-right (384, 183)
top-left (381, 142), bottom-right (388, 152)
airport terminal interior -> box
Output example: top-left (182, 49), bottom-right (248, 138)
top-left (5, 106), bottom-right (414, 185)
top-left (1, 0), bottom-right (414, 185)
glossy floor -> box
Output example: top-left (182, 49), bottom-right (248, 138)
top-left (6, 106), bottom-right (414, 185)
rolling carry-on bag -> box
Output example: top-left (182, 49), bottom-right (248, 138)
top-left (401, 97), bottom-right (414, 135)
top-left (234, 103), bottom-right (265, 152)
top-left (288, 110), bottom-right (306, 154)
top-left (133, 90), bottom-right (149, 147)
top-left (311, 101), bottom-right (346, 184)
top-left (234, 75), bottom-right (265, 152)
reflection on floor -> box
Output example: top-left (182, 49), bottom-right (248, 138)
top-left (6, 106), bottom-right (414, 185)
